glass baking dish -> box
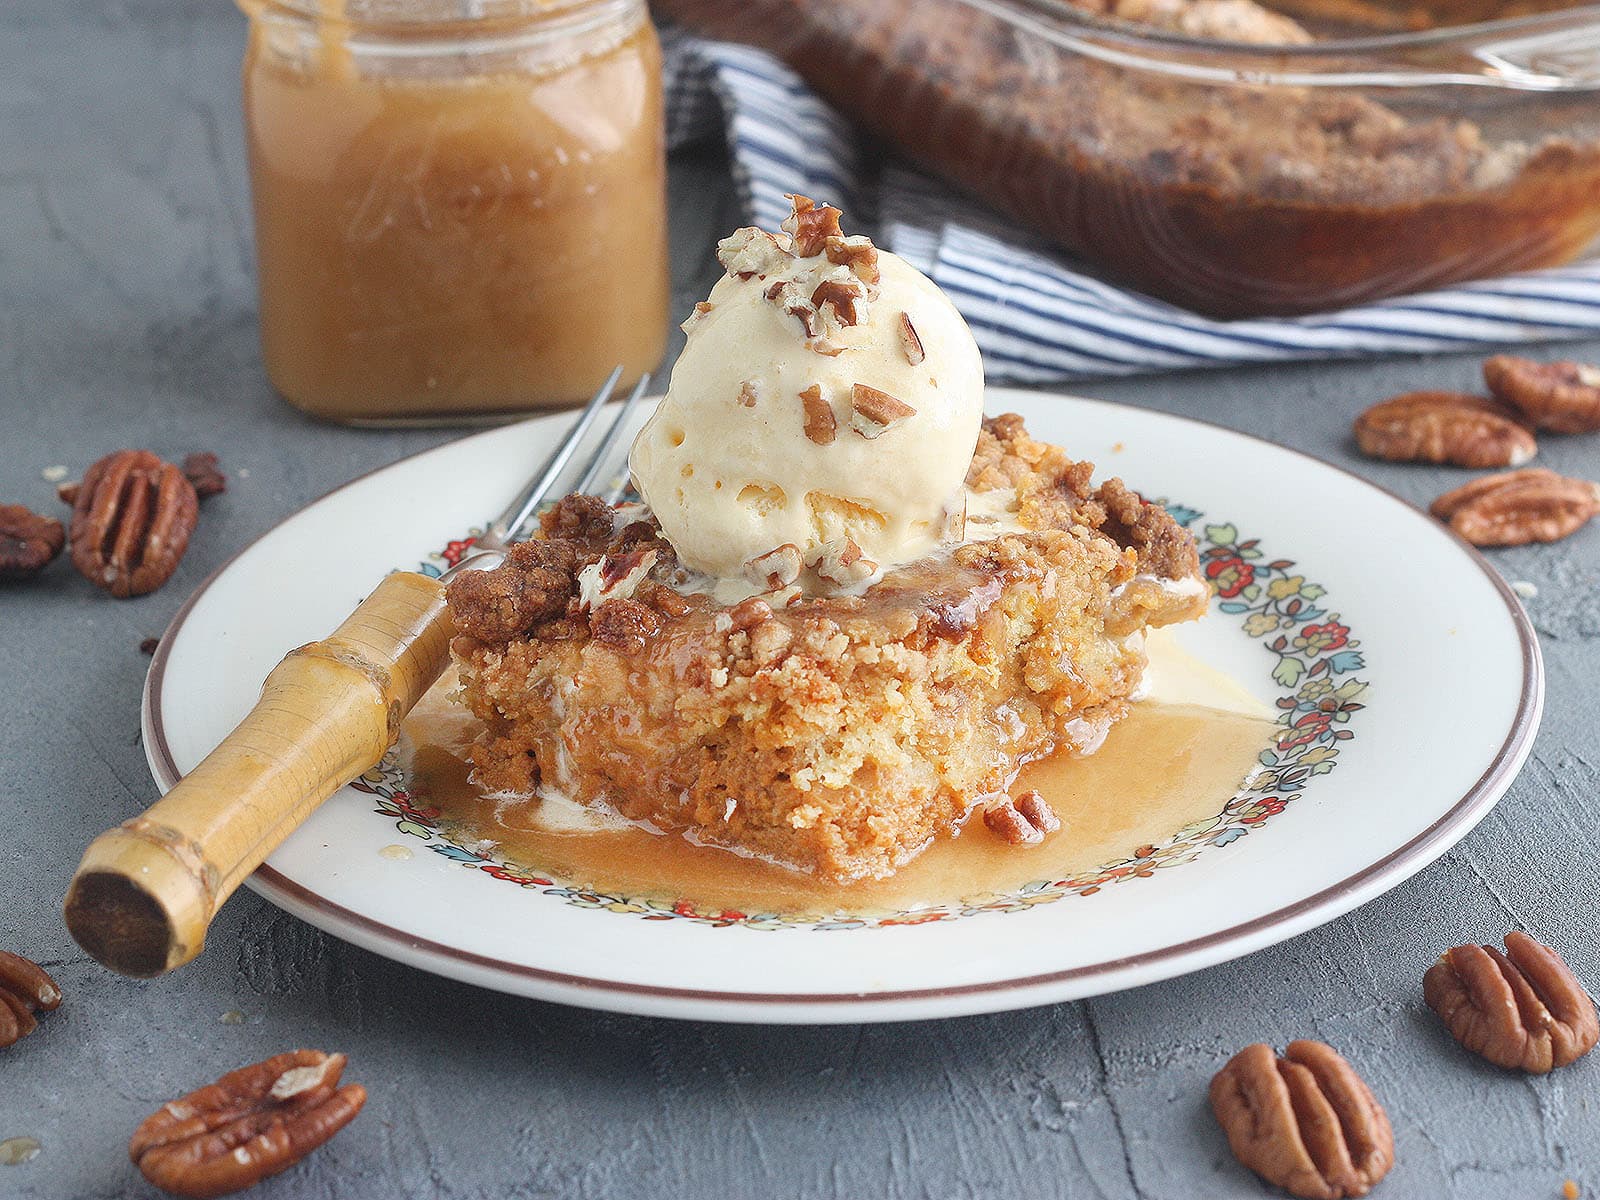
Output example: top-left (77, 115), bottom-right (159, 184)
top-left (655, 0), bottom-right (1600, 317)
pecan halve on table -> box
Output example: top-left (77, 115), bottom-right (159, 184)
top-left (130, 1050), bottom-right (366, 1198)
top-left (1429, 468), bottom-right (1600, 547)
top-left (0, 950), bottom-right (63, 1049)
top-left (1352, 391), bottom-right (1536, 469)
top-left (67, 449), bottom-right (198, 597)
top-left (0, 504), bottom-right (66, 580)
top-left (1210, 1040), bottom-right (1394, 1199)
top-left (1424, 931), bottom-right (1599, 1073)
top-left (1484, 355), bottom-right (1600, 434)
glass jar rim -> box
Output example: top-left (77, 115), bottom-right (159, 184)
top-left (245, 0), bottom-right (623, 26)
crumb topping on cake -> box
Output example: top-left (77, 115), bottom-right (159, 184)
top-left (968, 413), bottom-right (1199, 581)
top-left (451, 415), bottom-right (1197, 649)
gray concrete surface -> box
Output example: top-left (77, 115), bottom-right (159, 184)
top-left (3, 2), bottom-right (1598, 1197)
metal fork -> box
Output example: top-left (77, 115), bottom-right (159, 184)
top-left (67, 366), bottom-right (654, 978)
top-left (453, 365), bottom-right (652, 572)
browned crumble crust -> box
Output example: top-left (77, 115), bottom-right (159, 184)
top-left (967, 413), bottom-right (1198, 581)
top-left (446, 415), bottom-right (1204, 882)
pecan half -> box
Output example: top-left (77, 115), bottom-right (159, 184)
top-left (68, 450), bottom-right (199, 597)
top-left (1210, 1041), bottom-right (1394, 1200)
top-left (577, 547), bottom-right (659, 612)
top-left (745, 544), bottom-right (803, 591)
top-left (727, 596), bottom-right (774, 632)
top-left (824, 235), bottom-right (880, 287)
top-left (1014, 790), bottom-right (1061, 834)
top-left (811, 279), bottom-right (865, 327)
top-left (1484, 355), bottom-right (1600, 434)
top-left (130, 1050), bottom-right (365, 1199)
top-left (0, 951), bottom-right (62, 1049)
top-left (764, 280), bottom-right (823, 341)
top-left (897, 312), bottom-right (925, 365)
top-left (799, 385), bottom-right (836, 445)
top-left (0, 504), bottom-right (66, 580)
top-left (181, 453), bottom-right (227, 499)
top-left (1423, 931), bottom-right (1599, 1073)
top-left (811, 537), bottom-right (876, 587)
top-left (983, 791), bottom-right (1061, 845)
top-left (716, 227), bottom-right (790, 280)
top-left (782, 193), bottom-right (842, 257)
top-left (1429, 468), bottom-right (1600, 546)
top-left (1352, 391), bottom-right (1536, 468)
top-left (848, 384), bottom-right (916, 439)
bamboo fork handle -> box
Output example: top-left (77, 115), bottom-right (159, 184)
top-left (64, 571), bottom-right (454, 978)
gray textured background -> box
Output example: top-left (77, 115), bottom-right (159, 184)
top-left (3, 2), bottom-right (1598, 1197)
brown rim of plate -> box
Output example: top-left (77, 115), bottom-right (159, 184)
top-left (141, 397), bottom-right (1543, 1012)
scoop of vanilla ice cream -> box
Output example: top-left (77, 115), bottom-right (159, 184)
top-left (630, 210), bottom-right (983, 591)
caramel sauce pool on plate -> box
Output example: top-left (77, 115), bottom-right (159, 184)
top-left (398, 632), bottom-right (1275, 917)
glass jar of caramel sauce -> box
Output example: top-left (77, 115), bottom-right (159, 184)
top-left (238, 0), bottom-right (668, 423)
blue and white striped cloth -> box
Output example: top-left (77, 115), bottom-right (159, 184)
top-left (662, 29), bottom-right (1600, 383)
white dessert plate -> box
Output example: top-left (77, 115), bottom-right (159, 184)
top-left (143, 388), bottom-right (1541, 1023)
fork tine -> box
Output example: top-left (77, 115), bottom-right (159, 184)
top-left (488, 365), bottom-right (624, 546)
top-left (600, 374), bottom-right (650, 504)
top-left (574, 372), bottom-right (651, 499)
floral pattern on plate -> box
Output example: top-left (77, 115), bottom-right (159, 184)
top-left (351, 510), bottom-right (1367, 930)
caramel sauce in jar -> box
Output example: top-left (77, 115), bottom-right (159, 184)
top-left (239, 0), bottom-right (668, 423)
